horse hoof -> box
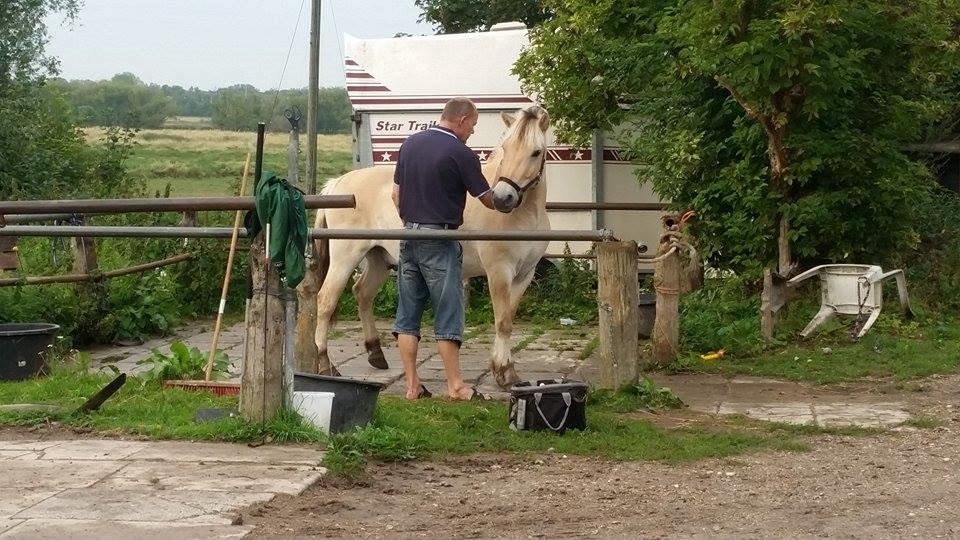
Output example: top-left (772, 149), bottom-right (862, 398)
top-left (493, 366), bottom-right (522, 390)
top-left (318, 350), bottom-right (340, 376)
top-left (366, 340), bottom-right (389, 370)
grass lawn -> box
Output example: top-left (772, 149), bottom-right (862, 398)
top-left (670, 316), bottom-right (960, 385)
top-left (83, 128), bottom-right (354, 197)
top-left (0, 370), bottom-right (323, 442)
top-left (0, 366), bottom-right (806, 476)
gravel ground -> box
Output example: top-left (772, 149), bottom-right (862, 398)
top-left (244, 378), bottom-right (960, 539)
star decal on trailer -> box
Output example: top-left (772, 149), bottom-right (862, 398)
top-left (380, 151), bottom-right (392, 162)
top-left (477, 151), bottom-right (488, 161)
top-left (573, 150), bottom-right (584, 160)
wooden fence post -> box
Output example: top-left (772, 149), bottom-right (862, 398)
top-left (651, 238), bottom-right (680, 367)
top-left (70, 218), bottom-right (101, 299)
top-left (294, 249), bottom-right (322, 373)
top-left (597, 240), bottom-right (639, 389)
top-left (240, 234), bottom-right (285, 423)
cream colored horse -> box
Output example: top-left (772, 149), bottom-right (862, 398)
top-left (311, 105), bottom-right (550, 388)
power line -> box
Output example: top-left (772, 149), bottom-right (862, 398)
top-left (268, 0), bottom-right (308, 124)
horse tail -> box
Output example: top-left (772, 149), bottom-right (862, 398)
top-left (313, 179), bottom-right (340, 286)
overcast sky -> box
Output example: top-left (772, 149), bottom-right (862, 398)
top-left (45, 0), bottom-right (434, 90)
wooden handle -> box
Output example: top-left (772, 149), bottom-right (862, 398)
top-left (205, 153), bottom-right (252, 381)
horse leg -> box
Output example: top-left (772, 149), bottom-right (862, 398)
top-left (353, 248), bottom-right (390, 369)
top-left (315, 246), bottom-right (367, 376)
top-left (487, 267), bottom-right (523, 389)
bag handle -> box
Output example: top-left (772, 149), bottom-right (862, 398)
top-left (534, 392), bottom-right (571, 432)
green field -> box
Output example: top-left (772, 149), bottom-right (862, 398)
top-left (84, 128), bottom-right (354, 196)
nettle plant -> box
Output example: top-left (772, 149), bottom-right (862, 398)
top-left (138, 341), bottom-right (230, 381)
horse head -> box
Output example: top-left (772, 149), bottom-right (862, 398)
top-left (490, 105), bottom-right (550, 213)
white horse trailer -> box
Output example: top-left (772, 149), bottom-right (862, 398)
top-left (343, 22), bottom-right (665, 257)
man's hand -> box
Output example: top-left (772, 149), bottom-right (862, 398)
top-left (478, 190), bottom-right (495, 210)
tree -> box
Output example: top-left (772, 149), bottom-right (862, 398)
top-left (211, 86), bottom-right (351, 134)
top-left (0, 0), bottom-right (79, 85)
top-left (415, 0), bottom-right (551, 33)
top-left (52, 74), bottom-right (176, 128)
top-left (515, 0), bottom-right (960, 336)
top-left (1, 0), bottom-right (143, 202)
top-left (0, 0), bottom-right (87, 201)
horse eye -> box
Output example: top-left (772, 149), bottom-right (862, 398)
top-left (532, 149), bottom-right (542, 158)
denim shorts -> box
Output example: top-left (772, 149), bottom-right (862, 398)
top-left (392, 228), bottom-right (464, 344)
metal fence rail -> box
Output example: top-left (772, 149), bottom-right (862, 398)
top-left (545, 202), bottom-right (668, 211)
top-left (0, 195), bottom-right (355, 215)
top-left (0, 225), bottom-right (616, 242)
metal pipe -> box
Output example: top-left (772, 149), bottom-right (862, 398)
top-left (0, 225), bottom-right (616, 242)
top-left (2, 213), bottom-right (80, 224)
top-left (254, 122), bottom-right (265, 187)
top-left (545, 202), bottom-right (668, 211)
top-left (0, 195), bottom-right (354, 215)
top-left (1, 200), bottom-right (661, 216)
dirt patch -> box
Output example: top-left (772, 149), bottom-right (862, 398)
top-left (244, 421), bottom-right (959, 538)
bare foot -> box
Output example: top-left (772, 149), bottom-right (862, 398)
top-left (406, 384), bottom-right (431, 400)
top-left (448, 386), bottom-right (483, 400)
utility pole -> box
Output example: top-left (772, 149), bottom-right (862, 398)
top-left (306, 0), bottom-right (321, 195)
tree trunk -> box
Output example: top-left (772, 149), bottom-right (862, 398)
top-left (778, 213), bottom-right (792, 275)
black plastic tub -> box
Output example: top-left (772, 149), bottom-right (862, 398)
top-left (0, 323), bottom-right (60, 381)
top-left (293, 372), bottom-right (384, 433)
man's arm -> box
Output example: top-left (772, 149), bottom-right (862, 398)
top-left (457, 151), bottom-right (496, 210)
top-left (477, 190), bottom-right (495, 210)
top-left (392, 183), bottom-right (401, 214)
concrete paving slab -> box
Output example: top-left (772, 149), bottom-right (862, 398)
top-left (35, 440), bottom-right (148, 461)
top-left (98, 462), bottom-right (323, 495)
top-left (1, 459), bottom-right (125, 491)
top-left (15, 488), bottom-right (273, 524)
top-left (0, 519), bottom-right (252, 539)
top-left (718, 402), bottom-right (815, 425)
top-left (0, 521), bottom-right (23, 536)
top-left (0, 451), bottom-right (31, 460)
top-left (125, 441), bottom-right (323, 465)
top-left (0, 441), bottom-right (64, 452)
top-left (0, 490), bottom-right (59, 519)
top-left (815, 403), bottom-right (909, 428)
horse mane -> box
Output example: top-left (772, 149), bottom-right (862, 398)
top-left (505, 106), bottom-right (546, 148)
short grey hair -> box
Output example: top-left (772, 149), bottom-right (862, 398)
top-left (441, 97), bottom-right (477, 121)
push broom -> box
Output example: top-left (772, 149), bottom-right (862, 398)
top-left (164, 153), bottom-right (251, 396)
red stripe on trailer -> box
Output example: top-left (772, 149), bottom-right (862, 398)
top-left (347, 85), bottom-right (391, 92)
top-left (351, 96), bottom-right (533, 105)
top-left (346, 72), bottom-right (376, 79)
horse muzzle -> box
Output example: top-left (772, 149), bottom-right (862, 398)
top-left (492, 180), bottom-right (521, 213)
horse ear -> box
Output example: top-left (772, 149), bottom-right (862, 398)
top-left (538, 111), bottom-right (550, 132)
top-left (501, 111), bottom-right (517, 128)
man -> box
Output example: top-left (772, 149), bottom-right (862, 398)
top-left (392, 97), bottom-right (496, 400)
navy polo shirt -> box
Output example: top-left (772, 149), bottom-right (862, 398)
top-left (393, 126), bottom-right (490, 227)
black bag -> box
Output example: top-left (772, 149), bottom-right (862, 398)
top-left (508, 379), bottom-right (588, 433)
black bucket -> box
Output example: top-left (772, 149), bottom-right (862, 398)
top-left (638, 293), bottom-right (656, 339)
top-left (293, 372), bottom-right (384, 433)
top-left (0, 323), bottom-right (60, 381)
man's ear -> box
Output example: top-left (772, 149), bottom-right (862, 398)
top-left (501, 111), bottom-right (516, 128)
